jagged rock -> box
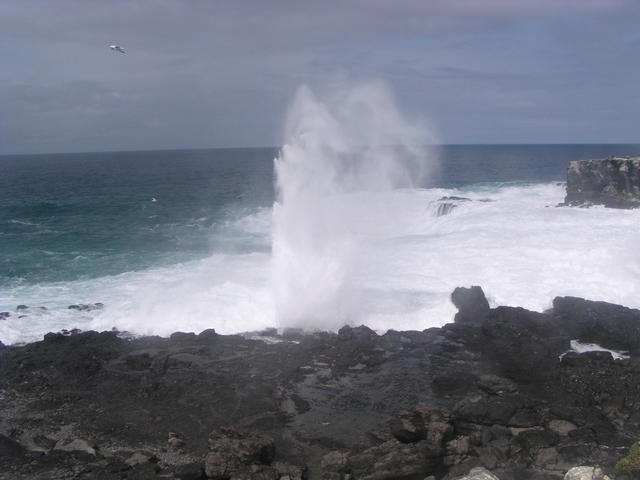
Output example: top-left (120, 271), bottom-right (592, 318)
top-left (320, 450), bottom-right (359, 480)
top-left (390, 403), bottom-right (453, 455)
top-left (170, 332), bottom-right (197, 343)
top-left (451, 286), bottom-right (491, 324)
top-left (515, 429), bottom-right (559, 456)
top-left (390, 410), bottom-right (426, 443)
top-left (68, 302), bottom-right (104, 311)
top-left (337, 324), bottom-right (378, 340)
top-left (564, 466), bottom-right (611, 480)
top-left (125, 450), bottom-right (158, 466)
top-left (204, 427), bottom-right (275, 479)
top-left (53, 438), bottom-right (97, 455)
top-left (547, 420), bottom-right (578, 437)
top-left (479, 306), bottom-right (563, 382)
top-left (446, 435), bottom-right (472, 462)
top-left (321, 450), bottom-right (349, 474)
top-left (553, 296), bottom-right (640, 354)
top-left (272, 461), bottom-right (305, 480)
top-left (0, 311), bottom-right (10, 319)
top-left (477, 375), bottom-right (518, 396)
top-left (198, 328), bottom-right (218, 338)
top-left (454, 466), bottom-right (501, 480)
top-left (564, 157), bottom-right (640, 208)
top-left (348, 439), bottom-right (440, 479)
top-left (453, 395), bottom-right (517, 427)
top-left (1, 288), bottom-right (639, 480)
top-left (31, 434), bottom-right (57, 451)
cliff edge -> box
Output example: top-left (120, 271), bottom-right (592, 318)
top-left (564, 156), bottom-right (640, 208)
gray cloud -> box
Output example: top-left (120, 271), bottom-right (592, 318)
top-left (1, 0), bottom-right (639, 153)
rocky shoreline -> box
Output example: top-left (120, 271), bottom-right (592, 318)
top-left (1, 288), bottom-right (639, 480)
top-left (564, 156), bottom-right (640, 209)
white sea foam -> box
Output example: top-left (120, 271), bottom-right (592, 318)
top-left (272, 81), bottom-right (437, 330)
top-left (1, 182), bottom-right (639, 344)
top-left (560, 340), bottom-right (630, 360)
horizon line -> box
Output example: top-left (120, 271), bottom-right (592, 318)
top-left (3, 142), bottom-right (640, 158)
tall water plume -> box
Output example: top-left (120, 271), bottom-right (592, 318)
top-left (272, 81), bottom-right (437, 330)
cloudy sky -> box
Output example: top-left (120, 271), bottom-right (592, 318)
top-left (2, 0), bottom-right (640, 154)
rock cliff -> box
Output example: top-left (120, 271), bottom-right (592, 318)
top-left (564, 156), bottom-right (640, 208)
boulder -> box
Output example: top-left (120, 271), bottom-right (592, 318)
top-left (453, 395), bottom-right (517, 427)
top-left (564, 157), bottom-right (640, 208)
top-left (68, 302), bottom-right (104, 311)
top-left (477, 375), bottom-right (518, 396)
top-left (552, 296), bottom-right (640, 354)
top-left (454, 466), bottom-right (501, 480)
top-left (125, 451), bottom-right (158, 466)
top-left (547, 420), bottom-right (578, 437)
top-left (451, 286), bottom-right (491, 324)
top-left (389, 410), bottom-right (426, 443)
top-left (564, 466), bottom-right (611, 480)
top-left (390, 403), bottom-right (453, 453)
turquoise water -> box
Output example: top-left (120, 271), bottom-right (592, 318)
top-left (0, 148), bottom-right (275, 285)
top-left (3, 144), bottom-right (640, 286)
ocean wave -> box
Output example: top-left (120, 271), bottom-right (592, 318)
top-left (1, 181), bottom-right (638, 345)
top-left (9, 219), bottom-right (41, 226)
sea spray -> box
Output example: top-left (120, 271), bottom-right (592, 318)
top-left (272, 82), bottom-right (437, 329)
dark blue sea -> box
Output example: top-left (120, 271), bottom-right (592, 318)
top-left (1, 144), bottom-right (639, 344)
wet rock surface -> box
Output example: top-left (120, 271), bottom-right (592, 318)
top-left (564, 157), bottom-right (640, 208)
top-left (0, 287), bottom-right (639, 479)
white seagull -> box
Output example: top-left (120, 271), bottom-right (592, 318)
top-left (110, 45), bottom-right (126, 54)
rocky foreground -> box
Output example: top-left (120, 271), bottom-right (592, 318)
top-left (1, 288), bottom-right (640, 480)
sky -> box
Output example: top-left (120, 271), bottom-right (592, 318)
top-left (2, 0), bottom-right (640, 154)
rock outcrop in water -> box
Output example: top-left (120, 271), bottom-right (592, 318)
top-left (564, 156), bottom-right (640, 208)
top-left (1, 289), bottom-right (640, 479)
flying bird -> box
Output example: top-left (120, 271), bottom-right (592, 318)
top-left (110, 45), bottom-right (126, 54)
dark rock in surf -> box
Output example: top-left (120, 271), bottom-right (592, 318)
top-left (452, 286), bottom-right (491, 324)
top-left (439, 196), bottom-right (473, 202)
top-left (564, 156), bottom-right (640, 208)
top-left (552, 296), bottom-right (640, 354)
top-left (433, 196), bottom-right (472, 217)
top-left (68, 303), bottom-right (104, 311)
top-left (436, 202), bottom-right (458, 216)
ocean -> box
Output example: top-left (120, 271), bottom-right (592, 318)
top-left (1, 144), bottom-right (640, 345)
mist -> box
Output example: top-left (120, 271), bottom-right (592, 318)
top-left (271, 81), bottom-right (438, 329)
